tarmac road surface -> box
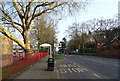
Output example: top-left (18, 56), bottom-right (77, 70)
top-left (56, 54), bottom-right (119, 79)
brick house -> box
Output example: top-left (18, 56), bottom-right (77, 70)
top-left (111, 37), bottom-right (120, 47)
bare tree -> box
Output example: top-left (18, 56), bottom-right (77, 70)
top-left (30, 15), bottom-right (57, 52)
top-left (66, 22), bottom-right (89, 53)
top-left (0, 1), bottom-right (88, 54)
top-left (66, 18), bottom-right (118, 53)
top-left (83, 18), bottom-right (118, 53)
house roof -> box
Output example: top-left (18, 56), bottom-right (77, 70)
top-left (111, 37), bottom-right (120, 43)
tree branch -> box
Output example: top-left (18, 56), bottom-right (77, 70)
top-left (17, 2), bottom-right (25, 14)
top-left (31, 2), bottom-right (54, 18)
top-left (25, 1), bottom-right (34, 18)
top-left (2, 17), bottom-right (23, 27)
top-left (13, 1), bottom-right (23, 20)
top-left (0, 8), bottom-right (12, 20)
top-left (28, 2), bottom-right (66, 29)
top-left (0, 7), bottom-right (23, 33)
top-left (24, 2), bottom-right (36, 28)
top-left (34, 2), bottom-right (65, 18)
top-left (0, 25), bottom-right (25, 48)
top-left (0, 30), bottom-right (4, 33)
top-left (2, 17), bottom-right (23, 33)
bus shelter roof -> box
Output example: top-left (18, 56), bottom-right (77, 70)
top-left (40, 43), bottom-right (51, 47)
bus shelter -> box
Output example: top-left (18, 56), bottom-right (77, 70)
top-left (40, 43), bottom-right (52, 58)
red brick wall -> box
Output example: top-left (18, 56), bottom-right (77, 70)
top-left (99, 50), bottom-right (120, 56)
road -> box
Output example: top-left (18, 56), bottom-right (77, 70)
top-left (56, 54), bottom-right (119, 79)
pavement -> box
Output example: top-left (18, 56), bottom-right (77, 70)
top-left (13, 55), bottom-right (60, 79)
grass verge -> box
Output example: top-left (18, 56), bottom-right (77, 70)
top-left (53, 54), bottom-right (64, 59)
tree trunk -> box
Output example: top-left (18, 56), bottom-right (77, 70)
top-left (95, 42), bottom-right (98, 54)
top-left (38, 42), bottom-right (41, 52)
top-left (78, 45), bottom-right (80, 54)
top-left (22, 30), bottom-right (32, 57)
top-left (24, 48), bottom-right (32, 54)
top-left (82, 43), bottom-right (85, 54)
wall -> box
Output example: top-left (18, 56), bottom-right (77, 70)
top-left (0, 35), bottom-right (13, 68)
top-left (0, 35), bottom-right (13, 55)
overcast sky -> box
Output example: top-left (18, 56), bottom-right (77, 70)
top-left (56, 0), bottom-right (118, 42)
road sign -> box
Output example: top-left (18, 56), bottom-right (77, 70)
top-left (76, 49), bottom-right (79, 52)
top-left (54, 43), bottom-right (59, 47)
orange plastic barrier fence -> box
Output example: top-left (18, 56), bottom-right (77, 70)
top-left (2, 52), bottom-right (48, 79)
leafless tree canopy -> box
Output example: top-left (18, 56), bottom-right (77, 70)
top-left (0, 0), bottom-right (88, 53)
top-left (66, 18), bottom-right (119, 53)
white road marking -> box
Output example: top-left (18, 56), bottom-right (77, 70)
top-left (67, 68), bottom-right (73, 73)
top-left (72, 68), bottom-right (77, 72)
top-left (60, 65), bottom-right (62, 67)
top-left (60, 69), bottom-right (67, 73)
top-left (78, 65), bottom-right (81, 67)
top-left (93, 73), bottom-right (101, 78)
top-left (75, 68), bottom-right (84, 72)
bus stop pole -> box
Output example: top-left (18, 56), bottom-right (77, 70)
top-left (49, 46), bottom-right (52, 58)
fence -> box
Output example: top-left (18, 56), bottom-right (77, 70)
top-left (2, 52), bottom-right (48, 79)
